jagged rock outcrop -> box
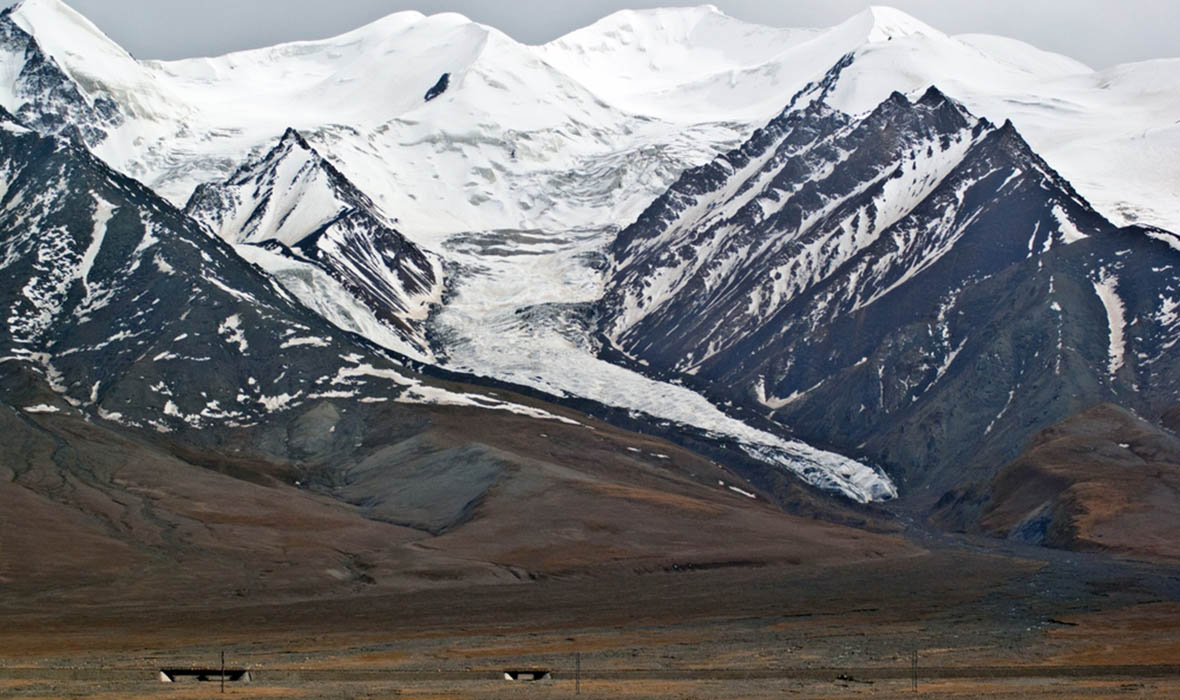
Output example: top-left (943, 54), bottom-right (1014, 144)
top-left (424, 72), bottom-right (450, 101)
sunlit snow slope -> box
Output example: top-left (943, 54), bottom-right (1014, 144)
top-left (3, 1), bottom-right (1177, 235)
top-left (0, 0), bottom-right (753, 240)
top-left (541, 5), bottom-right (1180, 234)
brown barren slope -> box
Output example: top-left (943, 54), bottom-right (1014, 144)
top-left (5, 385), bottom-right (1180, 698)
top-left (978, 403), bottom-right (1180, 561)
top-left (0, 379), bottom-right (916, 612)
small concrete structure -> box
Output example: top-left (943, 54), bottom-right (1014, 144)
top-left (503, 669), bottom-right (551, 682)
top-left (158, 669), bottom-right (251, 683)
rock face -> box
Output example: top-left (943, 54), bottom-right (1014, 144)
top-left (186, 129), bottom-right (442, 358)
top-left (0, 109), bottom-right (353, 434)
top-left (600, 83), bottom-right (1180, 505)
top-left (424, 73), bottom-right (450, 102)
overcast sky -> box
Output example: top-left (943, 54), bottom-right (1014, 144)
top-left (6, 0), bottom-right (1179, 69)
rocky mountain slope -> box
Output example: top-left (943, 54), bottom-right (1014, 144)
top-left (0, 0), bottom-right (1178, 551)
top-left (600, 77), bottom-right (1180, 509)
top-left (964, 404), bottom-right (1180, 562)
top-left (0, 104), bottom-right (586, 447)
top-left (1, 106), bottom-right (915, 607)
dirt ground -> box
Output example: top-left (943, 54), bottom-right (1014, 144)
top-left (2, 677), bottom-right (1179, 699)
top-left (4, 544), bottom-right (1180, 699)
top-left (5, 401), bottom-right (1180, 697)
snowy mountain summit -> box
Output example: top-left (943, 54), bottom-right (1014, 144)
top-left (2, 0), bottom-right (1177, 231)
top-left (857, 5), bottom-right (942, 41)
top-left (1, 0), bottom-right (1179, 514)
top-left (186, 128), bottom-right (442, 358)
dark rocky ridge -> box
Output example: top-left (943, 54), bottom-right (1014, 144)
top-left (0, 106), bottom-right (456, 448)
top-left (599, 86), bottom-right (1180, 523)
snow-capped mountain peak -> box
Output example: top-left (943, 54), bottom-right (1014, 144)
top-left (537, 5), bottom-right (819, 121)
top-left (2, 0), bottom-right (1177, 237)
top-left (855, 6), bottom-right (944, 43)
top-left (142, 10), bottom-right (494, 126)
top-left (191, 126), bottom-right (365, 247)
top-left (9, 0), bottom-right (104, 37)
top-left (7, 0), bottom-right (138, 79)
top-left (186, 128), bottom-right (443, 359)
top-left (555, 3), bottom-right (736, 41)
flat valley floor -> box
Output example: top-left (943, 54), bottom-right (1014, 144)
top-left (4, 544), bottom-right (1180, 699)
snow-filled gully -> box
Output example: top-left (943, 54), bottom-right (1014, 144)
top-left (430, 226), bottom-right (898, 504)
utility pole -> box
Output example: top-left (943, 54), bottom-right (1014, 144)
top-left (911, 648), bottom-right (918, 693)
top-left (576, 651), bottom-right (581, 695)
top-left (221, 649), bottom-right (225, 694)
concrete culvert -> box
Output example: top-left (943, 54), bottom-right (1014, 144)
top-left (503, 669), bottom-right (551, 682)
top-left (158, 669), bottom-right (251, 683)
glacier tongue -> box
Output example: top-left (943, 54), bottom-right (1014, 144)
top-left (431, 224), bottom-right (897, 504)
